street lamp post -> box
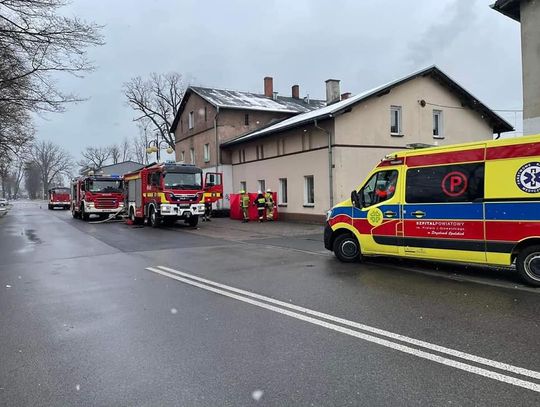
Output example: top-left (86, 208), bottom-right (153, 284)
top-left (146, 136), bottom-right (174, 163)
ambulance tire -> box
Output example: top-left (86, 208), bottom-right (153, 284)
top-left (333, 233), bottom-right (361, 263)
top-left (516, 245), bottom-right (540, 287)
top-left (149, 206), bottom-right (161, 228)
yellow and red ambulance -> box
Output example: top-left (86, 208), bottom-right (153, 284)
top-left (324, 134), bottom-right (540, 286)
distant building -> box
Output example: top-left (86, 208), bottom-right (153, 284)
top-left (170, 78), bottom-right (325, 209)
top-left (222, 66), bottom-right (513, 222)
top-left (492, 0), bottom-right (540, 135)
top-left (80, 160), bottom-right (144, 176)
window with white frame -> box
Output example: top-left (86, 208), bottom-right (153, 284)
top-left (433, 110), bottom-right (444, 138)
top-left (240, 181), bottom-right (246, 192)
top-left (190, 148), bottom-right (195, 164)
top-left (203, 143), bottom-right (210, 162)
top-left (188, 111), bottom-right (194, 129)
top-left (390, 105), bottom-right (402, 135)
top-left (279, 178), bottom-right (288, 205)
top-left (257, 179), bottom-right (265, 192)
top-left (304, 175), bottom-right (314, 206)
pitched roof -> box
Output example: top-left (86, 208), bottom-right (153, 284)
top-left (491, 0), bottom-right (521, 21)
top-left (222, 65), bottom-right (514, 147)
top-left (170, 86), bottom-right (325, 132)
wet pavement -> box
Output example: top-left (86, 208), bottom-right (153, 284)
top-left (0, 201), bottom-right (539, 406)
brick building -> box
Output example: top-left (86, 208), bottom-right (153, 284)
top-left (170, 78), bottom-right (324, 209)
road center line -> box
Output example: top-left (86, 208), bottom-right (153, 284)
top-left (146, 266), bottom-right (540, 393)
top-left (155, 265), bottom-right (540, 381)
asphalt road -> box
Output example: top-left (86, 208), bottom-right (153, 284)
top-left (1, 201), bottom-right (539, 406)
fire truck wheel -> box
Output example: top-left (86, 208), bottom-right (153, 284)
top-left (48, 204), bottom-right (53, 210)
top-left (187, 215), bottom-right (199, 227)
top-left (129, 208), bottom-right (139, 224)
top-left (81, 205), bottom-right (90, 222)
top-left (333, 233), bottom-right (361, 263)
top-left (71, 207), bottom-right (78, 218)
top-left (516, 245), bottom-right (540, 287)
top-left (149, 207), bottom-right (161, 228)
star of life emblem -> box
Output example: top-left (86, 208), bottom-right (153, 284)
top-left (516, 162), bottom-right (540, 193)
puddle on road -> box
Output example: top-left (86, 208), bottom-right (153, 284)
top-left (24, 229), bottom-right (42, 244)
top-left (10, 228), bottom-right (43, 253)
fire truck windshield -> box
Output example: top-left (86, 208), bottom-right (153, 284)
top-left (163, 172), bottom-right (202, 190)
top-left (87, 179), bottom-right (123, 193)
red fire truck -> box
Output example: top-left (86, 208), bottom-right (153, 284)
top-left (48, 187), bottom-right (71, 210)
top-left (124, 162), bottom-right (222, 227)
top-left (71, 174), bottom-right (124, 221)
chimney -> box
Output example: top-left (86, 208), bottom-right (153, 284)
top-left (325, 79), bottom-right (341, 105)
top-left (341, 92), bottom-right (351, 100)
top-left (272, 91), bottom-right (278, 101)
top-left (292, 84), bottom-right (300, 99)
top-left (264, 76), bottom-right (273, 97)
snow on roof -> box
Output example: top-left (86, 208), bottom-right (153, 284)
top-left (223, 65), bottom-right (513, 146)
top-left (191, 86), bottom-right (326, 113)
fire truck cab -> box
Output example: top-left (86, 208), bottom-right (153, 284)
top-left (71, 175), bottom-right (124, 221)
top-left (124, 162), bottom-right (222, 228)
top-left (48, 187), bottom-right (70, 210)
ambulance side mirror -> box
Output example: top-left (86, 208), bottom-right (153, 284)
top-left (351, 190), bottom-right (360, 208)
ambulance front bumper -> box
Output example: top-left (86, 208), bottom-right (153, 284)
top-left (159, 203), bottom-right (205, 217)
top-left (324, 223), bottom-right (333, 251)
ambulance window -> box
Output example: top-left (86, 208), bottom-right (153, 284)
top-left (406, 163), bottom-right (484, 203)
top-left (361, 170), bottom-right (398, 207)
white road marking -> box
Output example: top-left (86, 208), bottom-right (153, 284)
top-left (155, 265), bottom-right (540, 381)
top-left (146, 266), bottom-right (540, 393)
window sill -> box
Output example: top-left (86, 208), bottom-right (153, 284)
top-left (433, 135), bottom-right (445, 140)
top-left (303, 204), bottom-right (315, 208)
top-left (390, 133), bottom-right (404, 137)
top-left (278, 203), bottom-right (287, 207)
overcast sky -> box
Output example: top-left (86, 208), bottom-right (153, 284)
top-left (35, 0), bottom-right (523, 160)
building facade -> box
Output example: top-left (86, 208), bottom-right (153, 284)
top-left (222, 66), bottom-right (513, 222)
top-left (170, 78), bottom-right (324, 209)
top-left (492, 0), bottom-right (540, 134)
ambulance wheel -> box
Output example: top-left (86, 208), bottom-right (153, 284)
top-left (516, 245), bottom-right (540, 287)
top-left (149, 207), bottom-right (161, 228)
top-left (187, 215), bottom-right (198, 227)
top-left (333, 233), bottom-right (361, 263)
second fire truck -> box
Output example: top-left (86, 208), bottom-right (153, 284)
top-left (48, 187), bottom-right (71, 210)
top-left (124, 162), bottom-right (222, 227)
top-left (71, 174), bottom-right (124, 221)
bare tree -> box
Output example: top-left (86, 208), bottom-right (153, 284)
top-left (0, 0), bottom-right (103, 156)
top-left (31, 140), bottom-right (73, 197)
top-left (132, 121), bottom-right (152, 165)
top-left (79, 146), bottom-right (111, 170)
top-left (108, 144), bottom-right (120, 164)
top-left (123, 72), bottom-right (187, 149)
top-left (24, 161), bottom-right (41, 199)
top-left (120, 137), bottom-right (132, 162)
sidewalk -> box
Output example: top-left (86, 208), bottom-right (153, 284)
top-left (184, 216), bottom-right (325, 242)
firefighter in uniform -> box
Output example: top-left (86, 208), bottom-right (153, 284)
top-left (240, 190), bottom-right (250, 222)
top-left (264, 188), bottom-right (275, 221)
top-left (254, 190), bottom-right (266, 222)
top-left (202, 195), bottom-right (212, 222)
